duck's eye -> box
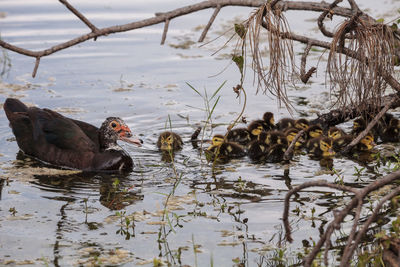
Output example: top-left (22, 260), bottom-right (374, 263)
top-left (110, 121), bottom-right (118, 128)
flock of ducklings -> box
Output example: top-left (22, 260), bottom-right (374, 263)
top-left (156, 112), bottom-right (400, 163)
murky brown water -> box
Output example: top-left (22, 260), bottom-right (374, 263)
top-left (1, 0), bottom-right (400, 266)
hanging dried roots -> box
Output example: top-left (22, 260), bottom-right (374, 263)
top-left (240, 3), bottom-right (296, 110)
top-left (328, 14), bottom-right (397, 117)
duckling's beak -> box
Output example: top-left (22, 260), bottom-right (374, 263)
top-left (118, 125), bottom-right (143, 147)
top-left (323, 148), bottom-right (336, 157)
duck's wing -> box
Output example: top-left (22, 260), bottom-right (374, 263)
top-left (28, 107), bottom-right (97, 152)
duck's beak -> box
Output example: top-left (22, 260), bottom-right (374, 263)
top-left (118, 125), bottom-right (143, 147)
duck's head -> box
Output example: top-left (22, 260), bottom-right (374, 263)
top-left (99, 117), bottom-right (142, 150)
top-left (248, 120), bottom-right (264, 138)
top-left (308, 125), bottom-right (323, 138)
top-left (211, 134), bottom-right (225, 146)
top-left (328, 127), bottom-right (344, 140)
top-left (285, 128), bottom-right (304, 147)
top-left (388, 117), bottom-right (400, 131)
top-left (263, 112), bottom-right (275, 126)
top-left (295, 119), bottom-right (309, 130)
top-left (319, 137), bottom-right (335, 157)
top-left (158, 132), bottom-right (180, 152)
top-left (360, 133), bottom-right (376, 150)
top-left (353, 118), bottom-right (366, 132)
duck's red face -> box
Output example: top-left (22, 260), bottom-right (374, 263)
top-left (108, 118), bottom-right (142, 147)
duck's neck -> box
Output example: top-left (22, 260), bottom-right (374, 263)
top-left (98, 131), bottom-right (120, 151)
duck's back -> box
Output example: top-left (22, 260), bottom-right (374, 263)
top-left (4, 98), bottom-right (99, 170)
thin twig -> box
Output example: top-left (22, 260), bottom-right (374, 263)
top-left (283, 129), bottom-right (304, 161)
top-left (198, 5), bottom-right (221, 42)
top-left (300, 42), bottom-right (316, 83)
top-left (32, 57), bottom-right (40, 78)
top-left (161, 19), bottom-right (170, 45)
top-left (59, 0), bottom-right (100, 35)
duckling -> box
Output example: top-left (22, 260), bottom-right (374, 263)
top-left (226, 120), bottom-right (265, 146)
top-left (258, 130), bottom-right (288, 147)
top-left (247, 120), bottom-right (266, 140)
top-left (157, 131), bottom-right (183, 152)
top-left (264, 143), bottom-right (287, 163)
top-left (262, 112), bottom-right (275, 131)
top-left (276, 118), bottom-right (295, 131)
top-left (206, 134), bottom-right (246, 161)
top-left (306, 124), bottom-right (323, 140)
top-left (285, 127), bottom-right (306, 149)
top-left (351, 117), bottom-right (379, 141)
top-left (379, 116), bottom-right (400, 143)
top-left (351, 117), bottom-right (367, 136)
top-left (248, 131), bottom-right (287, 161)
top-left (327, 126), bottom-right (346, 140)
top-left (333, 132), bottom-right (376, 152)
top-left (294, 118), bottom-right (310, 130)
top-left (226, 127), bottom-right (251, 146)
top-left (356, 133), bottom-right (376, 151)
top-left (332, 135), bottom-right (353, 152)
top-left (306, 137), bottom-right (335, 159)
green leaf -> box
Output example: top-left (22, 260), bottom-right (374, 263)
top-left (186, 82), bottom-right (202, 97)
top-left (391, 23), bottom-right (398, 31)
top-left (232, 55), bottom-right (244, 74)
top-left (234, 23), bottom-right (247, 39)
top-left (376, 18), bottom-right (384, 23)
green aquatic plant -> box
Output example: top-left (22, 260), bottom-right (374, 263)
top-left (115, 210), bottom-right (135, 240)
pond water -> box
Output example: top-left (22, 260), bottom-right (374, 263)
top-left (0, 0), bottom-right (399, 266)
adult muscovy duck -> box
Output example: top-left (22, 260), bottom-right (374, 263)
top-left (4, 98), bottom-right (142, 172)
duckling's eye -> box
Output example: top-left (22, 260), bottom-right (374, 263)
top-left (167, 136), bottom-right (173, 142)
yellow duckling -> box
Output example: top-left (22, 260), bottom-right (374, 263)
top-left (157, 131), bottom-right (183, 152)
top-left (379, 116), bottom-right (400, 143)
top-left (306, 137), bottom-right (336, 159)
top-left (262, 112), bottom-right (275, 131)
top-left (327, 126), bottom-right (346, 140)
top-left (226, 120), bottom-right (265, 146)
top-left (285, 127), bottom-right (305, 148)
top-left (356, 133), bottom-right (376, 151)
top-left (206, 134), bottom-right (246, 161)
top-left (276, 118), bottom-right (295, 131)
top-left (306, 124), bottom-right (323, 140)
top-left (333, 132), bottom-right (376, 152)
top-left (294, 118), bottom-right (310, 130)
top-left (351, 117), bottom-right (366, 136)
top-left (248, 131), bottom-right (287, 161)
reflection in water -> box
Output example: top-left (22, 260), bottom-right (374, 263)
top-left (32, 172), bottom-right (144, 210)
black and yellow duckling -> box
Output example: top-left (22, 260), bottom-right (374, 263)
top-left (206, 134), bottom-right (246, 161)
top-left (258, 130), bottom-right (288, 146)
top-left (332, 132), bottom-right (376, 152)
top-left (285, 127), bottom-right (306, 149)
top-left (248, 131), bottom-right (288, 161)
top-left (327, 126), bottom-right (346, 140)
top-left (379, 116), bottom-right (400, 143)
top-left (262, 112), bottom-right (275, 131)
top-left (226, 120), bottom-right (265, 146)
top-left (157, 131), bottom-right (183, 152)
top-left (294, 118), bottom-right (310, 130)
top-left (276, 118), bottom-right (295, 131)
top-left (351, 117), bottom-right (367, 136)
top-left (226, 127), bottom-right (251, 146)
top-left (306, 124), bottom-right (323, 140)
top-left (306, 137), bottom-right (335, 159)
